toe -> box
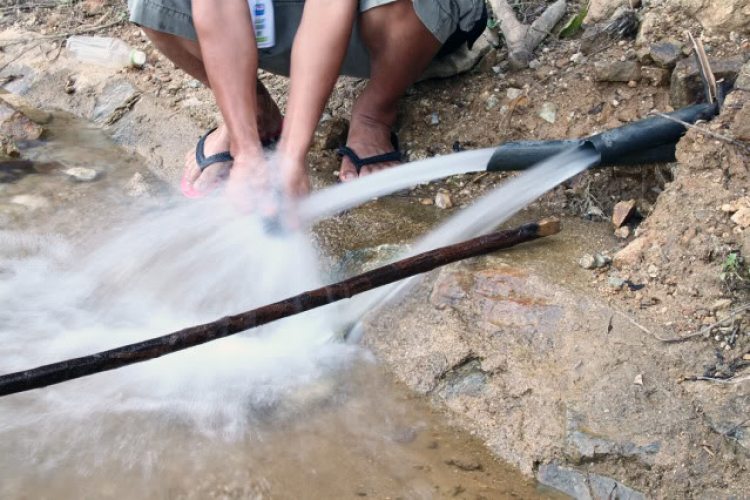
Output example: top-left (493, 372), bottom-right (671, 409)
top-left (339, 158), bottom-right (359, 183)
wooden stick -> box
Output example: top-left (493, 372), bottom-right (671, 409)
top-left (0, 219), bottom-right (562, 397)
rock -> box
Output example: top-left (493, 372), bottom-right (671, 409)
top-left (419, 36), bottom-right (491, 81)
top-left (642, 67), bottom-right (671, 87)
top-left (435, 192), bottom-right (453, 209)
top-left (647, 264), bottom-right (659, 278)
top-left (64, 167), bottom-right (98, 182)
top-left (311, 116), bottom-right (348, 151)
top-left (670, 57), bottom-right (744, 108)
top-left (615, 226), bottom-right (631, 239)
top-left (0, 99), bottom-right (45, 142)
top-left (613, 236), bottom-right (649, 269)
top-left (92, 79), bottom-right (139, 123)
top-left (430, 112), bottom-right (440, 126)
top-left (680, 0), bottom-right (750, 34)
top-left (421, 198), bottom-right (433, 205)
top-left (649, 40), bottom-right (684, 69)
top-left (737, 61), bottom-right (750, 90)
top-left (83, 0), bottom-right (105, 16)
top-left (528, 59), bottom-right (542, 70)
top-left (593, 61), bottom-right (642, 83)
top-left (486, 95), bottom-right (499, 110)
top-left (711, 299), bottom-right (733, 312)
top-left (10, 194), bottom-right (49, 209)
top-left (538, 463), bottom-right (647, 500)
top-left (187, 80), bottom-right (200, 89)
top-left (609, 276), bottom-right (627, 289)
top-left (579, 254), bottom-right (597, 270)
top-left (570, 52), bottom-right (584, 65)
top-left (734, 103), bottom-right (750, 142)
top-left (731, 207), bottom-right (750, 228)
top-left (744, 354), bottom-right (750, 361)
top-left (539, 103), bottom-right (556, 124)
top-left (595, 254), bottom-right (612, 268)
top-left (506, 88), bottom-right (524, 100)
top-left (634, 374), bottom-right (643, 386)
top-left (587, 0), bottom-right (640, 24)
top-left (612, 200), bottom-right (636, 228)
top-left (0, 94), bottom-right (51, 124)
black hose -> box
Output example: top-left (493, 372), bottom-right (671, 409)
top-left (486, 103), bottom-right (719, 171)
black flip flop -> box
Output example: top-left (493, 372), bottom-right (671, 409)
top-left (337, 132), bottom-right (402, 176)
top-left (195, 126), bottom-right (283, 172)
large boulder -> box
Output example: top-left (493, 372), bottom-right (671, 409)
top-left (680, 0), bottom-right (750, 34)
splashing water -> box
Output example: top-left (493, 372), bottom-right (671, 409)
top-left (335, 147), bottom-right (600, 333)
top-left (0, 119), bottom-right (593, 498)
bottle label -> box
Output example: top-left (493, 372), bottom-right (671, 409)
top-left (249, 0), bottom-right (275, 49)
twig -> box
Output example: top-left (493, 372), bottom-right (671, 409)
top-left (650, 112), bottom-right (750, 153)
top-left (685, 374), bottom-right (750, 385)
top-left (0, 219), bottom-right (563, 397)
top-left (658, 304), bottom-right (750, 343)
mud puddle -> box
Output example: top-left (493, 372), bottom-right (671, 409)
top-left (0, 114), bottom-right (569, 499)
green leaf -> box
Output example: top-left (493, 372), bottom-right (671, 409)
top-left (559, 2), bottom-right (589, 39)
top-left (487, 19), bottom-right (499, 30)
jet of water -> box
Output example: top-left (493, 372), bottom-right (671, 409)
top-left (337, 146), bottom-right (601, 339)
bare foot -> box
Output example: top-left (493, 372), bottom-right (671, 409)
top-left (181, 82), bottom-right (283, 197)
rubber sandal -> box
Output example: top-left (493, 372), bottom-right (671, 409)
top-left (180, 124), bottom-right (283, 199)
top-left (337, 132), bottom-right (401, 180)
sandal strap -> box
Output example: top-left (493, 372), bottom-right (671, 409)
top-left (196, 127), bottom-right (233, 171)
top-left (337, 132), bottom-right (402, 174)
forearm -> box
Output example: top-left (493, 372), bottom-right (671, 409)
top-left (279, 0), bottom-right (357, 161)
top-left (193, 0), bottom-right (262, 159)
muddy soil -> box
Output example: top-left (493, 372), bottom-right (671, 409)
top-left (1, 0), bottom-right (750, 498)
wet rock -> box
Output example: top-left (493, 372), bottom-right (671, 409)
top-left (435, 192), bottom-right (453, 209)
top-left (649, 40), bottom-right (684, 69)
top-left (593, 61), bottom-right (642, 83)
top-left (681, 0), bottom-right (750, 34)
top-left (538, 463), bottom-right (647, 500)
top-left (612, 199), bottom-right (636, 228)
top-left (642, 67), bottom-right (671, 87)
top-left (670, 57), bottom-right (744, 108)
top-left (0, 94), bottom-right (51, 125)
top-left (312, 116), bottom-right (348, 151)
top-left (445, 458), bottom-right (483, 472)
top-left (10, 194), bottom-right (49, 210)
top-left (539, 103), bottom-right (557, 124)
top-left (64, 167), bottom-right (98, 182)
top-left (613, 236), bottom-right (649, 268)
top-left (0, 100), bottom-right (45, 142)
top-left (92, 79), bottom-right (139, 123)
top-left (419, 36), bottom-right (491, 81)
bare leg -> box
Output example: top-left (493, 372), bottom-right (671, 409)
top-left (339, 0), bottom-right (441, 182)
top-left (140, 27), bottom-right (282, 194)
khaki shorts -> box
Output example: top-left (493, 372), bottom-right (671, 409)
top-left (128, 0), bottom-right (486, 78)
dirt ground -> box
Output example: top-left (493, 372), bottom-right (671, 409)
top-left (1, 0), bottom-right (750, 498)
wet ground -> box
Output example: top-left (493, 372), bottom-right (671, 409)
top-left (0, 115), bottom-right (572, 499)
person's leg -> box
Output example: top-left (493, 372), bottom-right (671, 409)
top-left (137, 27), bottom-right (282, 194)
top-left (339, 0), bottom-right (441, 182)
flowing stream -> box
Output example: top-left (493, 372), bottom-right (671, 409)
top-left (0, 114), bottom-right (587, 499)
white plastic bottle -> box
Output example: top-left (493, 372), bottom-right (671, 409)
top-left (66, 36), bottom-right (147, 68)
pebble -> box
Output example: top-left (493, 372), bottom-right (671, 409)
top-left (435, 192), bottom-right (453, 209)
top-left (506, 88), bottom-right (523, 100)
top-left (570, 52), bottom-right (584, 64)
top-left (64, 167), bottom-right (98, 182)
top-left (539, 103), bottom-right (556, 124)
top-left (430, 112), bottom-right (440, 125)
top-left (187, 80), bottom-right (200, 89)
top-left (421, 198), bottom-right (434, 205)
top-left (647, 264), bottom-right (659, 278)
top-left (609, 276), bottom-right (626, 289)
top-left (486, 95), bottom-right (499, 110)
top-left (10, 194), bottom-right (49, 210)
top-left (579, 254), bottom-right (597, 270)
top-left (743, 354), bottom-right (750, 361)
top-left (634, 374), bottom-right (643, 386)
top-left (725, 345), bottom-right (732, 351)
top-left (528, 59), bottom-right (542, 70)
top-left (614, 226), bottom-right (631, 239)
